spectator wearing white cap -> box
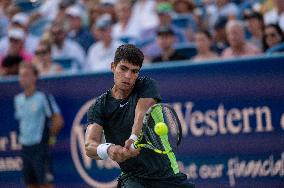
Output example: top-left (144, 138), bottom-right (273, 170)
top-left (0, 12), bottom-right (39, 55)
top-left (65, 5), bottom-right (95, 53)
top-left (1, 28), bottom-right (33, 63)
top-left (86, 14), bottom-right (122, 71)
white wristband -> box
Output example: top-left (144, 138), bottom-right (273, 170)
top-left (129, 134), bottom-right (138, 142)
top-left (97, 143), bottom-right (113, 160)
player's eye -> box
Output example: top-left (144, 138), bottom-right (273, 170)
top-left (120, 66), bottom-right (128, 71)
top-left (132, 69), bottom-right (139, 74)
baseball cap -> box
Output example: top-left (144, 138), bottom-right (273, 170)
top-left (12, 13), bottom-right (29, 26)
top-left (66, 5), bottom-right (82, 18)
top-left (243, 10), bottom-right (263, 21)
top-left (8, 28), bottom-right (25, 40)
top-left (156, 2), bottom-right (173, 14)
top-left (95, 14), bottom-right (112, 29)
top-left (157, 26), bottom-right (174, 36)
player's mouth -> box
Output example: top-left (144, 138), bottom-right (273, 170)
top-left (122, 81), bottom-right (130, 86)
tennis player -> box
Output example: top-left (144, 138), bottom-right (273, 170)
top-left (85, 44), bottom-right (194, 187)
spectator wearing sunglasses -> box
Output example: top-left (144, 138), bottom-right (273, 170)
top-left (32, 42), bottom-right (63, 76)
top-left (262, 24), bottom-right (284, 52)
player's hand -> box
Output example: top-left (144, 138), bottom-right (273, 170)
top-left (124, 138), bottom-right (134, 150)
top-left (108, 145), bottom-right (132, 163)
top-left (124, 139), bottom-right (140, 158)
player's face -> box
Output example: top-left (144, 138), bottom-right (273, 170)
top-left (112, 60), bottom-right (140, 91)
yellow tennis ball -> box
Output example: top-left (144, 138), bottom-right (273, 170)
top-left (154, 122), bottom-right (168, 136)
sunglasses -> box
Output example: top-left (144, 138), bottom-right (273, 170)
top-left (264, 33), bottom-right (279, 38)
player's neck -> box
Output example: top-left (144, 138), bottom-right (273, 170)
top-left (111, 86), bottom-right (131, 99)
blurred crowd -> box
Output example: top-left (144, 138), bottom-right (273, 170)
top-left (0, 0), bottom-right (284, 77)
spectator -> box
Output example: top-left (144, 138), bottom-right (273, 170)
top-left (205, 0), bottom-right (240, 30)
top-left (192, 30), bottom-right (218, 62)
top-left (28, 0), bottom-right (61, 23)
top-left (0, 55), bottom-right (23, 76)
top-left (152, 26), bottom-right (187, 63)
top-left (65, 5), bottom-right (95, 53)
top-left (2, 28), bottom-right (33, 62)
top-left (112, 0), bottom-right (140, 43)
top-left (131, 0), bottom-right (159, 32)
top-left (0, 12), bottom-right (39, 55)
top-left (222, 20), bottom-right (261, 58)
top-left (212, 16), bottom-right (229, 55)
top-left (243, 10), bottom-right (264, 50)
top-left (49, 21), bottom-right (86, 70)
top-left (32, 42), bottom-right (63, 75)
top-left (262, 24), bottom-right (284, 52)
top-left (14, 63), bottom-right (64, 188)
top-left (0, 0), bottom-right (12, 38)
top-left (172, 0), bottom-right (197, 42)
top-left (88, 3), bottom-right (103, 29)
top-left (99, 0), bottom-right (117, 23)
top-left (142, 2), bottom-right (187, 61)
top-left (86, 14), bottom-right (122, 71)
top-left (264, 0), bottom-right (284, 31)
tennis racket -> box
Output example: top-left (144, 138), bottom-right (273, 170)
top-left (131, 103), bottom-right (182, 154)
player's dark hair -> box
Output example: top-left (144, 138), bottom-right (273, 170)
top-left (113, 44), bottom-right (144, 67)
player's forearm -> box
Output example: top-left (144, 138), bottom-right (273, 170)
top-left (132, 111), bottom-right (145, 135)
top-left (132, 98), bottom-right (156, 135)
top-left (85, 141), bottom-right (101, 160)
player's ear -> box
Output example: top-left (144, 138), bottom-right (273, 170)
top-left (111, 62), bottom-right (116, 72)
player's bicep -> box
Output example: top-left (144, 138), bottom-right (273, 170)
top-left (85, 123), bottom-right (103, 145)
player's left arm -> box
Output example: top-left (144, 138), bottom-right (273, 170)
top-left (124, 98), bottom-right (156, 149)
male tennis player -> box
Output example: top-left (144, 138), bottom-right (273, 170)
top-left (85, 44), bottom-right (194, 187)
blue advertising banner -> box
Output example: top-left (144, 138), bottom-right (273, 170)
top-left (0, 55), bottom-right (284, 188)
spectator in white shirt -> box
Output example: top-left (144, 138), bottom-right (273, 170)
top-left (49, 21), bottom-right (86, 70)
top-left (86, 14), bottom-right (122, 72)
top-left (112, 0), bottom-right (141, 43)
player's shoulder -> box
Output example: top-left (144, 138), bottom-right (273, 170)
top-left (136, 76), bottom-right (157, 85)
top-left (90, 91), bottom-right (108, 108)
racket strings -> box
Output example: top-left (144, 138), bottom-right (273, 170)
top-left (145, 117), bottom-right (164, 150)
top-left (162, 107), bottom-right (179, 146)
